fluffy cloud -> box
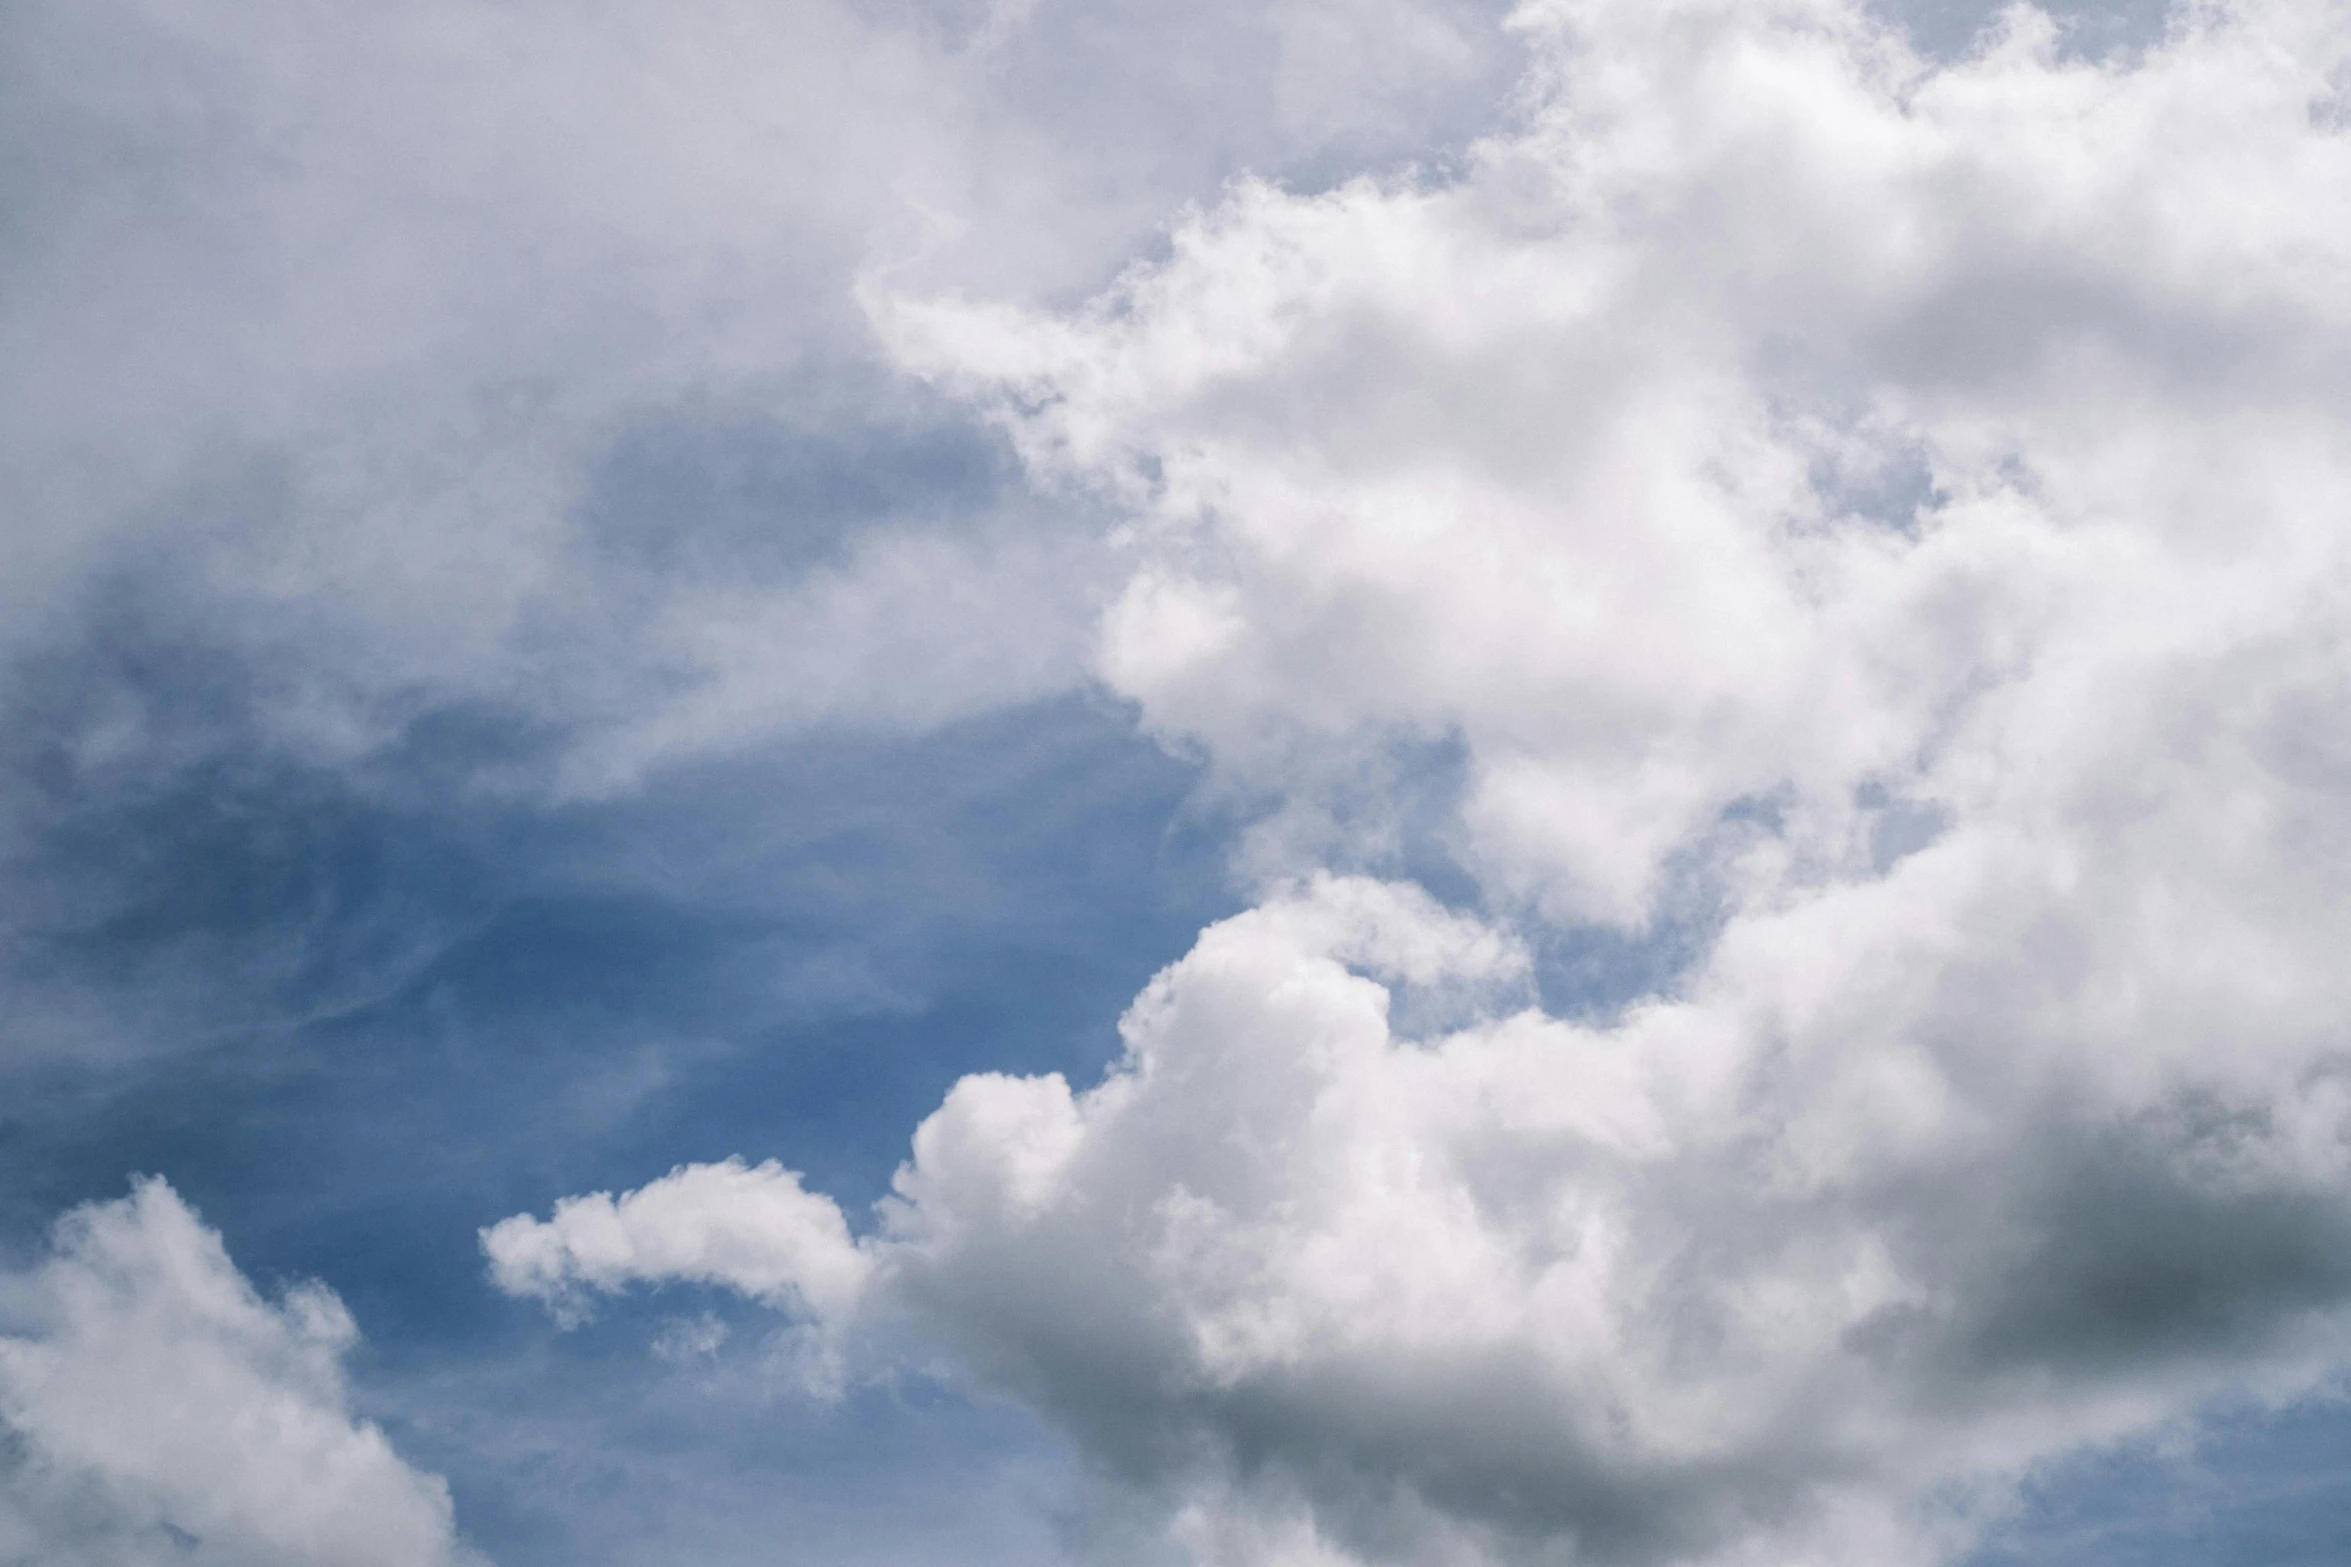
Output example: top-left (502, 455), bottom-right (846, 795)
top-left (484, 1158), bottom-right (873, 1327)
top-left (0, 1179), bottom-right (476, 1567)
top-left (885, 0), bottom-right (2351, 925)
top-left (494, 1), bottom-right (2351, 1563)
top-left (491, 873), bottom-right (2351, 1564)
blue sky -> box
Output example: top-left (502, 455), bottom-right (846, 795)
top-left (7, 2), bottom-right (2351, 1565)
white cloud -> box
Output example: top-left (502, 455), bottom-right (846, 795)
top-left (878, 0), bottom-right (2351, 923)
top-left (484, 1158), bottom-right (873, 1327)
top-left (0, 0), bottom-right (1524, 799)
top-left (0, 1178), bottom-right (477, 1567)
top-left (494, 1), bottom-right (2351, 1561)
top-left (483, 1158), bottom-right (879, 1398)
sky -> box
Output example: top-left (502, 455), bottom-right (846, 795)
top-left (6, 0), bottom-right (2351, 1564)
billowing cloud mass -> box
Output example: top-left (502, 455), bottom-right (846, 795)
top-left (0, 1179), bottom-right (475, 1567)
top-left (492, 1), bottom-right (2351, 1563)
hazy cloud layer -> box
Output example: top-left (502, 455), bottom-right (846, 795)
top-left (0, 1180), bottom-right (475, 1566)
top-left (0, 0), bottom-right (1531, 1097)
top-left (497, 3), bottom-right (2351, 1563)
top-left (0, 0), bottom-right (1519, 797)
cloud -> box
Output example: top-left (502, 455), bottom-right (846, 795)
top-left (882, 0), bottom-right (2351, 923)
top-left (484, 1158), bottom-right (873, 1327)
top-left (0, 0), bottom-right (1523, 793)
top-left (0, 0), bottom-right (1073, 786)
top-left (0, 1178), bottom-right (477, 1567)
top-left (494, 875), bottom-right (2351, 1564)
top-left (492, 1), bottom-right (2351, 1562)
top-left (0, 0), bottom-right (1532, 1088)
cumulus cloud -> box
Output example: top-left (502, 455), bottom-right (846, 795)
top-left (500, 874), bottom-right (2351, 1564)
top-left (0, 1178), bottom-right (476, 1567)
top-left (484, 1158), bottom-right (873, 1327)
top-left (884, 0), bottom-right (2351, 925)
top-left (493, 0), bottom-right (2351, 1562)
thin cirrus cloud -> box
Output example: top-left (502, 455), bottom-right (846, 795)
top-left (492, 3), bottom-right (2351, 1565)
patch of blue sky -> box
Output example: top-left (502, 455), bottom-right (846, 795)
top-left (6, 681), bottom-right (1225, 1203)
top-left (0, 687), bottom-right (1229, 1560)
top-left (577, 381), bottom-right (1017, 583)
top-left (1884, 0), bottom-right (2176, 59)
top-left (1968, 1396), bottom-right (2351, 1567)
